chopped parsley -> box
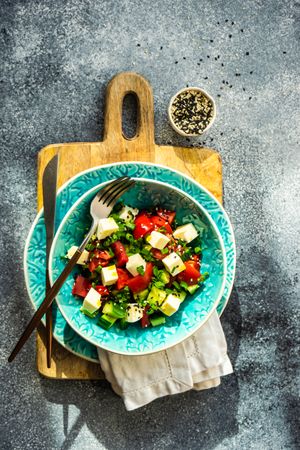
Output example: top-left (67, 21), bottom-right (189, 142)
top-left (136, 265), bottom-right (145, 276)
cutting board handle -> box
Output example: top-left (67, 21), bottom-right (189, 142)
top-left (103, 72), bottom-right (155, 147)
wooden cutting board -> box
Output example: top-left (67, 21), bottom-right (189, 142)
top-left (36, 72), bottom-right (222, 379)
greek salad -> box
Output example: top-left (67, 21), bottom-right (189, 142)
top-left (66, 204), bottom-right (208, 330)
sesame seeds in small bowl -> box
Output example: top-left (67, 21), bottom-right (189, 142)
top-left (168, 87), bottom-right (216, 137)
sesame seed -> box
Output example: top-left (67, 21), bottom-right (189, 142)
top-left (170, 89), bottom-right (215, 135)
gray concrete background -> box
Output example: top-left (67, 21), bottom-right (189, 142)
top-left (1, 0), bottom-right (299, 449)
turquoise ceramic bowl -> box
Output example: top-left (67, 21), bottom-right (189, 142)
top-left (24, 162), bottom-right (236, 361)
top-left (49, 178), bottom-right (226, 355)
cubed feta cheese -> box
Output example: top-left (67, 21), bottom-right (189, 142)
top-left (173, 223), bottom-right (198, 243)
top-left (101, 264), bottom-right (118, 286)
top-left (126, 254), bottom-right (146, 276)
top-left (147, 230), bottom-right (170, 250)
top-left (82, 287), bottom-right (102, 314)
top-left (118, 205), bottom-right (139, 222)
top-left (67, 246), bottom-right (89, 265)
top-left (160, 294), bottom-right (181, 316)
top-left (97, 218), bottom-right (119, 240)
top-left (162, 252), bottom-right (185, 276)
top-left (126, 303), bottom-right (144, 323)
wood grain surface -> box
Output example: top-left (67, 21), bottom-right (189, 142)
top-left (36, 72), bottom-right (222, 379)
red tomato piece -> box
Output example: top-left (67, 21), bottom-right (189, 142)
top-left (72, 275), bottom-right (91, 297)
top-left (141, 305), bottom-right (151, 328)
top-left (111, 240), bottom-right (129, 267)
top-left (177, 260), bottom-right (201, 285)
top-left (133, 214), bottom-right (154, 239)
top-left (151, 216), bottom-right (173, 234)
top-left (157, 209), bottom-right (176, 224)
top-left (116, 268), bottom-right (131, 290)
top-left (88, 249), bottom-right (113, 272)
top-left (191, 254), bottom-right (200, 270)
top-left (127, 262), bottom-right (153, 293)
top-left (94, 285), bottom-right (110, 296)
top-left (151, 248), bottom-right (169, 260)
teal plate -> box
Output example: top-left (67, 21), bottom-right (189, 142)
top-left (49, 179), bottom-right (226, 355)
top-left (24, 163), bottom-right (236, 361)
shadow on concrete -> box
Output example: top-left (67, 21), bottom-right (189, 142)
top-left (40, 287), bottom-right (241, 450)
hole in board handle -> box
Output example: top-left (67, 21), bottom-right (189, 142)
top-left (122, 93), bottom-right (138, 140)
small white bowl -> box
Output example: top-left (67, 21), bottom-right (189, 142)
top-left (168, 86), bottom-right (216, 137)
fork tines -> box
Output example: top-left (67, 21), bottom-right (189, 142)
top-left (105, 179), bottom-right (135, 207)
top-left (98, 177), bottom-right (135, 206)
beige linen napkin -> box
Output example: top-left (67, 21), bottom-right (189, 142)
top-left (97, 311), bottom-right (233, 410)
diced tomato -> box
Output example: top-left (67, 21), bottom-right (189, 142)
top-left (88, 249), bottom-right (113, 272)
top-left (94, 250), bottom-right (112, 260)
top-left (141, 305), bottom-right (151, 328)
top-left (133, 213), bottom-right (154, 239)
top-left (127, 262), bottom-right (153, 293)
top-left (89, 258), bottom-right (107, 272)
top-left (116, 268), bottom-right (131, 290)
top-left (157, 209), bottom-right (176, 224)
top-left (72, 275), bottom-right (91, 297)
top-left (151, 248), bottom-right (169, 260)
top-left (111, 240), bottom-right (128, 267)
top-left (151, 216), bottom-right (173, 234)
top-left (94, 285), bottom-right (110, 296)
top-left (177, 260), bottom-right (201, 285)
top-left (191, 254), bottom-right (200, 270)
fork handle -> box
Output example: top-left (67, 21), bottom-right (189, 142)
top-left (8, 249), bottom-right (83, 362)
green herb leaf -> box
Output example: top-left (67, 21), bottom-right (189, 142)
top-left (136, 265), bottom-right (145, 276)
top-left (126, 222), bottom-right (136, 230)
top-left (198, 272), bottom-right (209, 283)
top-left (153, 280), bottom-right (165, 289)
top-left (153, 266), bottom-right (159, 277)
top-left (180, 281), bottom-right (189, 291)
top-left (172, 280), bottom-right (181, 290)
top-left (85, 243), bottom-right (96, 251)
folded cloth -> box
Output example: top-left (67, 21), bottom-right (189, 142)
top-left (97, 311), bottom-right (233, 411)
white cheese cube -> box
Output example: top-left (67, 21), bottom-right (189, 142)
top-left (147, 231), bottom-right (170, 250)
top-left (126, 303), bottom-right (144, 323)
top-left (101, 264), bottom-right (118, 286)
top-left (173, 223), bottom-right (198, 243)
top-left (118, 205), bottom-right (139, 222)
top-left (162, 252), bottom-right (185, 276)
top-left (82, 287), bottom-right (102, 314)
top-left (126, 254), bottom-right (146, 276)
top-left (160, 294), bottom-right (181, 316)
top-left (67, 246), bottom-right (89, 265)
top-left (97, 218), bottom-right (119, 240)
